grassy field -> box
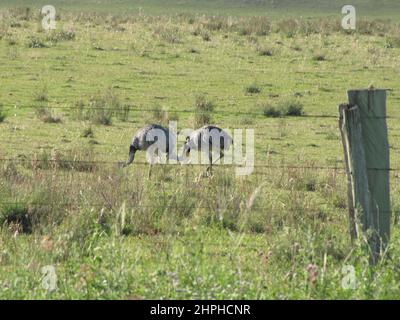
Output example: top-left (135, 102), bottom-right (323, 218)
top-left (1, 0), bottom-right (400, 18)
top-left (1, 1), bottom-right (400, 299)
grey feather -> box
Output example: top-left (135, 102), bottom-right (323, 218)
top-left (124, 124), bottom-right (177, 167)
top-left (182, 125), bottom-right (233, 169)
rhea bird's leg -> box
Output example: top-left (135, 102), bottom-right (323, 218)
top-left (212, 150), bottom-right (224, 166)
top-left (147, 148), bottom-right (157, 178)
top-left (206, 152), bottom-right (213, 176)
top-left (204, 151), bottom-right (225, 177)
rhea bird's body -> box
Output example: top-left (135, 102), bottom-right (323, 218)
top-left (124, 124), bottom-right (178, 167)
top-left (182, 125), bottom-right (233, 174)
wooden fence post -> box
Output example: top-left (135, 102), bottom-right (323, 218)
top-left (339, 104), bottom-right (363, 242)
top-left (339, 89), bottom-right (391, 263)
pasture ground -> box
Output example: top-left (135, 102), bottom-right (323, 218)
top-left (0, 1), bottom-right (400, 299)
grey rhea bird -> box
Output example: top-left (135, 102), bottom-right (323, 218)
top-left (122, 124), bottom-right (178, 176)
top-left (181, 125), bottom-right (233, 175)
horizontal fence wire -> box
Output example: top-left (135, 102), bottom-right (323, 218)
top-left (0, 201), bottom-right (346, 214)
top-left (0, 201), bottom-right (395, 217)
top-left (0, 138), bottom-right (343, 149)
top-left (2, 105), bottom-right (399, 125)
top-left (3, 129), bottom-right (399, 141)
top-left (0, 143), bottom-right (347, 153)
top-left (1, 138), bottom-right (398, 151)
top-left (0, 153), bottom-right (344, 168)
top-left (2, 104), bottom-right (341, 118)
top-left (0, 157), bottom-right (399, 172)
top-left (0, 201), bottom-right (325, 207)
top-left (0, 132), bottom-right (340, 144)
top-left (0, 157), bottom-right (345, 170)
top-left (0, 103), bottom-right (362, 118)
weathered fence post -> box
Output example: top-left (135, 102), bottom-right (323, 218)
top-left (339, 89), bottom-right (391, 263)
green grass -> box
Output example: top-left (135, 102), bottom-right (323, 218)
top-left (0, 106), bottom-right (6, 123)
top-left (262, 99), bottom-right (304, 117)
top-left (1, 0), bottom-right (400, 19)
top-left (1, 1), bottom-right (400, 299)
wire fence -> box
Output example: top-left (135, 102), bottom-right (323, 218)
top-left (1, 104), bottom-right (399, 212)
top-left (2, 103), bottom-right (400, 120)
top-left (0, 157), bottom-right (348, 170)
top-left (1, 138), bottom-right (399, 172)
top-left (2, 159), bottom-right (399, 172)
top-left (0, 200), bottom-right (328, 208)
top-left (0, 199), bottom-right (395, 217)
